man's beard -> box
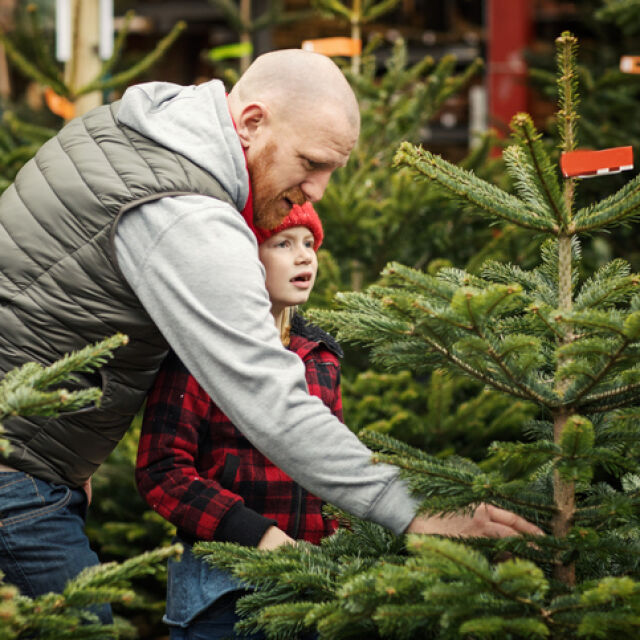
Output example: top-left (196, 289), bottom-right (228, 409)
top-left (250, 141), bottom-right (306, 230)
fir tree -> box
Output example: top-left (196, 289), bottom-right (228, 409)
top-left (315, 37), bottom-right (486, 291)
top-left (342, 368), bottom-right (537, 459)
top-left (0, 334), bottom-right (182, 638)
top-left (195, 32), bottom-right (640, 639)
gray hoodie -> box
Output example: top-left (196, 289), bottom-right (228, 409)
top-left (114, 79), bottom-right (419, 535)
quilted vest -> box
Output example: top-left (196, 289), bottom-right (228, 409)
top-left (0, 101), bottom-right (235, 486)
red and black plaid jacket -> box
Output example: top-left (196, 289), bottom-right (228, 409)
top-left (135, 314), bottom-right (343, 546)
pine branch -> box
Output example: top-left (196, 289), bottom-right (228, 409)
top-left (78, 21), bottom-right (187, 96)
top-left (0, 31), bottom-right (68, 97)
top-left (98, 10), bottom-right (134, 79)
top-left (0, 334), bottom-right (128, 424)
top-left (556, 32), bottom-right (580, 153)
top-left (394, 142), bottom-right (558, 232)
top-left (574, 261), bottom-right (638, 310)
top-left (509, 113), bottom-right (567, 228)
top-left (573, 173), bottom-right (640, 233)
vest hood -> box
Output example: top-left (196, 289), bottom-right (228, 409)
top-left (118, 80), bottom-right (249, 212)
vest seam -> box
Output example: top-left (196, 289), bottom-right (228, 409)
top-left (0, 214), bottom-right (32, 276)
top-left (1, 219), bottom-right (116, 301)
top-left (174, 153), bottom-right (196, 186)
top-left (55, 129), bottom-right (130, 221)
top-left (8, 172), bottom-right (72, 275)
top-left (112, 108), bottom-right (163, 188)
top-left (20, 241), bottom-right (123, 342)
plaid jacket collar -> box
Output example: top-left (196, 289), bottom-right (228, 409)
top-left (289, 313), bottom-right (343, 360)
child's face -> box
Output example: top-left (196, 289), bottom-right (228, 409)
top-left (258, 226), bottom-right (318, 315)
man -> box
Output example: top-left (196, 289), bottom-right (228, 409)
top-left (0, 50), bottom-right (540, 619)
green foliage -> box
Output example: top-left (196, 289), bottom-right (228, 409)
top-left (596, 0), bottom-right (640, 35)
top-left (342, 368), bottom-right (537, 459)
top-left (0, 5), bottom-right (186, 101)
top-left (196, 31), bottom-right (640, 639)
top-left (526, 1), bottom-right (640, 272)
top-left (312, 0), bottom-right (402, 24)
top-left (208, 0), bottom-right (312, 34)
top-left (0, 544), bottom-right (182, 639)
top-left (193, 504), bottom-right (640, 640)
top-left (0, 334), bottom-right (128, 454)
top-left (315, 38), bottom-right (494, 289)
top-left (85, 413), bottom-right (176, 632)
top-left (0, 334), bottom-right (181, 637)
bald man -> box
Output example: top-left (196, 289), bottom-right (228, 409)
top-left (0, 50), bottom-right (540, 624)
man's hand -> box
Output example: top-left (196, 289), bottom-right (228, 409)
top-left (406, 503), bottom-right (543, 538)
top-left (82, 477), bottom-right (92, 505)
top-left (257, 526), bottom-right (297, 550)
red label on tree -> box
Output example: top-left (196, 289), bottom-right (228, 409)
top-left (560, 147), bottom-right (634, 179)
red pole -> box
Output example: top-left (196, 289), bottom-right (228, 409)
top-left (487, 0), bottom-right (532, 151)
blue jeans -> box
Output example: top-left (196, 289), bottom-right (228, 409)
top-left (168, 589), bottom-right (319, 640)
top-left (169, 590), bottom-right (265, 640)
top-left (0, 471), bottom-right (112, 624)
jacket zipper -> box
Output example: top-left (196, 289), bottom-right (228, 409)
top-left (292, 483), bottom-right (303, 539)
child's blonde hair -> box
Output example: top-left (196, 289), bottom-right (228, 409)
top-left (274, 306), bottom-right (296, 346)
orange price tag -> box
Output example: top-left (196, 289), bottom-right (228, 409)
top-left (620, 56), bottom-right (640, 73)
top-left (560, 146), bottom-right (634, 179)
top-left (45, 87), bottom-right (75, 120)
top-left (301, 37), bottom-right (362, 57)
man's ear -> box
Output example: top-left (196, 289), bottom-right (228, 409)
top-left (235, 102), bottom-right (268, 149)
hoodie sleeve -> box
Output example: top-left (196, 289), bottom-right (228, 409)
top-left (114, 194), bottom-right (420, 535)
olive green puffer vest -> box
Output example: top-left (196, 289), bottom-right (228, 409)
top-left (0, 101), bottom-right (234, 486)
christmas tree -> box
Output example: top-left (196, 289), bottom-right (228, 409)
top-left (0, 335), bottom-right (181, 638)
top-left (195, 32), bottom-right (640, 639)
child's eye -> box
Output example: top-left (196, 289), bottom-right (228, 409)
top-left (304, 240), bottom-right (314, 248)
top-left (276, 240), bottom-right (288, 248)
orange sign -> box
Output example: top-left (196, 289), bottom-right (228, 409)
top-left (45, 87), bottom-right (75, 121)
top-left (620, 56), bottom-right (640, 74)
top-left (560, 146), bottom-right (634, 179)
top-left (301, 37), bottom-right (362, 57)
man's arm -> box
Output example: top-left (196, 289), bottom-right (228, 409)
top-left (116, 195), bottom-right (419, 535)
top-left (116, 196), bottom-right (541, 539)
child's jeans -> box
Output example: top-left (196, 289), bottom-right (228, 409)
top-left (169, 590), bottom-right (265, 640)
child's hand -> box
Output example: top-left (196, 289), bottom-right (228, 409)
top-left (258, 526), bottom-right (296, 550)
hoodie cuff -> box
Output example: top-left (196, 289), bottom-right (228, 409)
top-left (365, 474), bottom-right (422, 535)
top-left (214, 502), bottom-right (276, 547)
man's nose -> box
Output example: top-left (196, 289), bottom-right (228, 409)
top-left (301, 170), bottom-right (332, 203)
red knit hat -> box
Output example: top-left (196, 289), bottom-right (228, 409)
top-left (254, 202), bottom-right (324, 251)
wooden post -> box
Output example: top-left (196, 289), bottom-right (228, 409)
top-left (239, 0), bottom-right (251, 74)
top-left (0, 0), bottom-right (17, 100)
top-left (65, 0), bottom-right (102, 117)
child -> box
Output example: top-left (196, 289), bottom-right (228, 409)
top-left (136, 203), bottom-right (342, 639)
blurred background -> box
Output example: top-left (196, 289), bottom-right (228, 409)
top-left (1, 1), bottom-right (639, 637)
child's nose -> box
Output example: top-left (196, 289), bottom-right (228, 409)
top-left (295, 246), bottom-right (313, 263)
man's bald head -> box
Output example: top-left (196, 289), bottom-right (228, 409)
top-left (228, 49), bottom-right (360, 132)
top-left (228, 50), bottom-right (360, 229)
